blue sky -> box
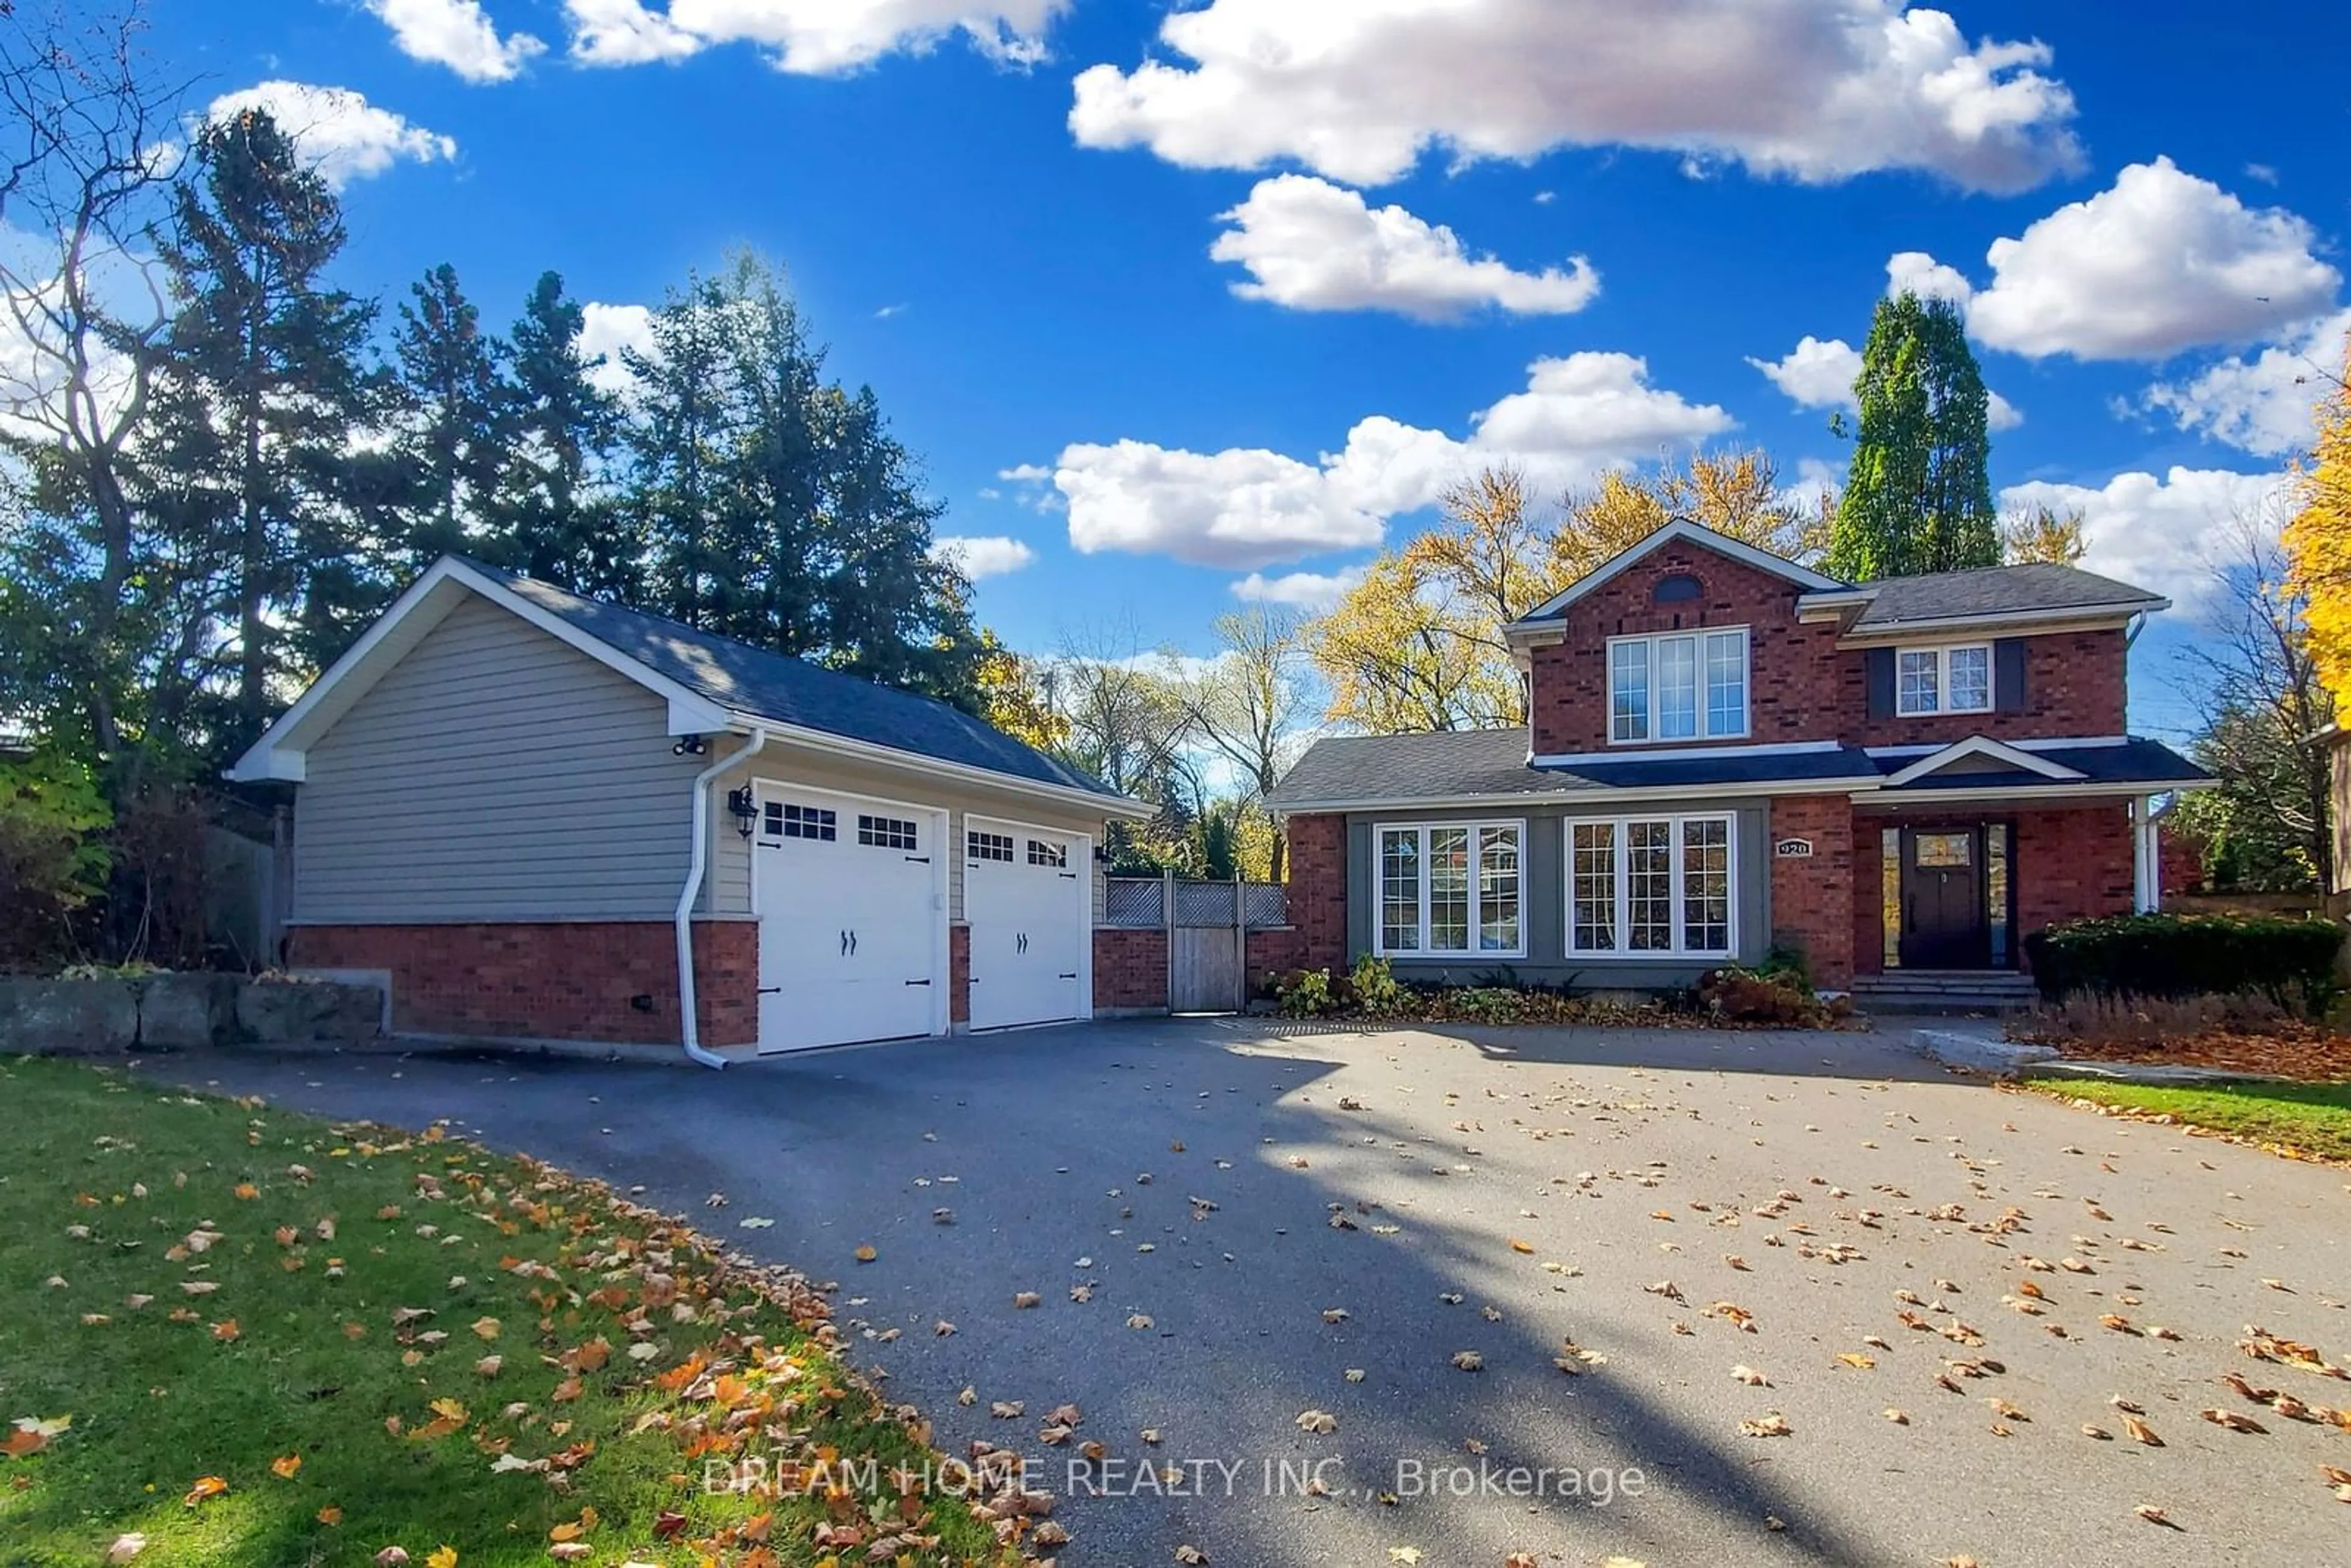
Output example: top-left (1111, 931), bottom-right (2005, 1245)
top-left (146, 1), bottom-right (2350, 737)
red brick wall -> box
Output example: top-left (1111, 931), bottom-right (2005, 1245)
top-left (1529, 542), bottom-right (1845, 756)
top-left (1245, 926), bottom-right (1305, 996)
top-left (1284, 813), bottom-right (1349, 974)
top-left (1768, 796), bottom-right (1857, 988)
top-left (289, 921), bottom-right (757, 1046)
top-left (949, 924), bottom-right (971, 1024)
top-left (1093, 928), bottom-right (1168, 1010)
top-left (1524, 538), bottom-right (2132, 754)
top-left (1851, 629), bottom-right (2127, 748)
top-left (2016, 805), bottom-right (2137, 940)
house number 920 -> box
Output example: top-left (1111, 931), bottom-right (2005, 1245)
top-left (1774, 838), bottom-right (1814, 859)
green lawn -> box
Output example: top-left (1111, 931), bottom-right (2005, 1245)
top-left (0, 1055), bottom-right (1027, 1567)
top-left (2025, 1075), bottom-right (2351, 1163)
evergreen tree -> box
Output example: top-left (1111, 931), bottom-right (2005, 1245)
top-left (145, 108), bottom-right (378, 762)
top-left (492, 270), bottom-right (626, 593)
top-left (387, 262), bottom-right (508, 570)
top-left (1825, 292), bottom-right (1998, 580)
top-left (622, 251), bottom-right (982, 707)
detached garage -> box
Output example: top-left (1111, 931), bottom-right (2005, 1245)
top-left (230, 556), bottom-right (1150, 1062)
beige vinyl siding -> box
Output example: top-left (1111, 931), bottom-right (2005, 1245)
top-left (294, 596), bottom-right (704, 923)
top-left (703, 740), bottom-right (1111, 924)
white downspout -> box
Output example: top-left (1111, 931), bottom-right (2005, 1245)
top-left (2131, 795), bottom-right (2159, 913)
top-left (677, 727), bottom-right (768, 1069)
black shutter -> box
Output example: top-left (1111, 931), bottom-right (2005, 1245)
top-left (1865, 647), bottom-right (1895, 719)
top-left (1994, 639), bottom-right (2028, 713)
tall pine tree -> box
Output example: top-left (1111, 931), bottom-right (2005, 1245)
top-left (492, 270), bottom-right (626, 593)
top-left (145, 108), bottom-right (378, 762)
top-left (1825, 292), bottom-right (1998, 581)
top-left (388, 262), bottom-right (508, 571)
top-left (623, 252), bottom-right (981, 706)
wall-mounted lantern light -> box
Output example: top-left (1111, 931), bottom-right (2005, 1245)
top-left (727, 786), bottom-right (759, 839)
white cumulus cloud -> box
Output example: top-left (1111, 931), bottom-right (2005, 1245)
top-left (928, 534), bottom-right (1037, 579)
top-left (1054, 352), bottom-right (1734, 569)
top-left (1885, 249), bottom-right (1974, 304)
top-left (2000, 466), bottom-right (2294, 607)
top-left (1749, 332), bottom-right (2019, 427)
top-left (1209, 174), bottom-right (1598, 321)
top-left (578, 301), bottom-right (655, 395)
top-left (1749, 336), bottom-right (1864, 408)
top-left (2145, 308), bottom-right (2351, 457)
top-left (1917, 158), bottom-right (2341, 361)
top-left (1069, 0), bottom-right (2081, 192)
top-left (1232, 565), bottom-right (1373, 610)
top-left (566, 0), bottom-right (1068, 73)
top-left (206, 82), bottom-right (456, 188)
top-left (367, 0), bottom-right (546, 83)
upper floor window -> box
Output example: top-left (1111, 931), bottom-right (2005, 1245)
top-left (1610, 628), bottom-right (1749, 743)
top-left (1896, 644), bottom-right (1992, 716)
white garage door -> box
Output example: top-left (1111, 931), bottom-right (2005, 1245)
top-left (753, 787), bottom-right (942, 1053)
top-left (964, 819), bottom-right (1087, 1030)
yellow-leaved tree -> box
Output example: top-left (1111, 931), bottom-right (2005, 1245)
top-left (1305, 449), bottom-right (1823, 734)
top-left (2285, 340), bottom-right (2351, 704)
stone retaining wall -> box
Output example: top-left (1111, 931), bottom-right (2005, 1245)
top-left (0, 974), bottom-right (384, 1054)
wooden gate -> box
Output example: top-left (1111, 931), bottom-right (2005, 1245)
top-left (1103, 876), bottom-right (1290, 1015)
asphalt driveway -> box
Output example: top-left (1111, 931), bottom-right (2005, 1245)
top-left (159, 1019), bottom-right (2349, 1567)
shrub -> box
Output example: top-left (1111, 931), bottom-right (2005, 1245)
top-left (1700, 966), bottom-right (1830, 1027)
top-left (1349, 954), bottom-right (1408, 1018)
top-left (1449, 986), bottom-right (1528, 1024)
top-left (0, 750), bottom-right (111, 972)
top-left (1277, 967), bottom-right (1336, 1018)
top-left (2022, 913), bottom-right (2343, 1016)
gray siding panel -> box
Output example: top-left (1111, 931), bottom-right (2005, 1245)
top-left (294, 596), bottom-right (704, 923)
top-left (1342, 800), bottom-right (1771, 991)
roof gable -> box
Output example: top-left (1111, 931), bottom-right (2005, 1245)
top-left (1881, 735), bottom-right (2085, 787)
top-left (231, 557), bottom-right (1131, 806)
top-left (1508, 519), bottom-right (1847, 628)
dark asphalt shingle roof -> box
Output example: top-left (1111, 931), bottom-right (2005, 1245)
top-left (1269, 729), bottom-right (2208, 808)
top-left (464, 560), bottom-right (1127, 800)
top-left (1844, 562), bottom-right (2166, 628)
top-left (1885, 737), bottom-right (2211, 790)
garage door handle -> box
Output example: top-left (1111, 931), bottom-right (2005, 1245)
top-left (839, 929), bottom-right (849, 956)
top-left (1016, 932), bottom-right (1028, 954)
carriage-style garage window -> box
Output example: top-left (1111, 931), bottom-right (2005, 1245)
top-left (765, 801), bottom-right (836, 841)
top-left (857, 814), bottom-right (918, 850)
top-left (1026, 839), bottom-right (1068, 868)
top-left (1567, 813), bottom-right (1734, 956)
top-left (1610, 628), bottom-right (1749, 742)
top-left (1374, 822), bottom-right (1524, 957)
top-left (967, 830), bottom-right (1014, 861)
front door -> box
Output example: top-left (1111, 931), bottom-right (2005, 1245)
top-left (1899, 827), bottom-right (1989, 970)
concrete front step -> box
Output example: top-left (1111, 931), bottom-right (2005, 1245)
top-left (1854, 973), bottom-right (2039, 1015)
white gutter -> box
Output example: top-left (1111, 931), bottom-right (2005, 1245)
top-left (719, 710), bottom-right (1155, 819)
top-left (676, 727), bottom-right (768, 1069)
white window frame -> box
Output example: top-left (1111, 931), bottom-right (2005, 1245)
top-left (1562, 811), bottom-right (1739, 960)
top-left (1607, 627), bottom-right (1751, 745)
top-left (1372, 820), bottom-right (1528, 960)
top-left (1895, 642), bottom-right (1993, 716)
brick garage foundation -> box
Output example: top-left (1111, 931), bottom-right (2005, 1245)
top-left (1283, 813), bottom-right (1349, 975)
top-left (288, 921), bottom-right (757, 1047)
top-left (950, 924), bottom-right (971, 1024)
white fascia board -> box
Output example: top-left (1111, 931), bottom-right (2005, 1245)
top-left (1858, 777), bottom-right (2216, 808)
top-left (727, 711), bottom-right (1155, 820)
top-left (1530, 738), bottom-right (1844, 767)
top-left (1832, 601), bottom-right (2167, 645)
top-left (1504, 518), bottom-right (1846, 629)
top-left (1883, 735), bottom-right (2085, 786)
top-left (1272, 775), bottom-right (1877, 815)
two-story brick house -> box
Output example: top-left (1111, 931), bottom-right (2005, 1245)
top-left (1267, 519), bottom-right (2211, 996)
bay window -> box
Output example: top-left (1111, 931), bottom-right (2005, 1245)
top-left (1376, 822), bottom-right (1524, 956)
top-left (1566, 814), bottom-right (1736, 958)
top-left (1610, 628), bottom-right (1749, 742)
top-left (1895, 643), bottom-right (1992, 715)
